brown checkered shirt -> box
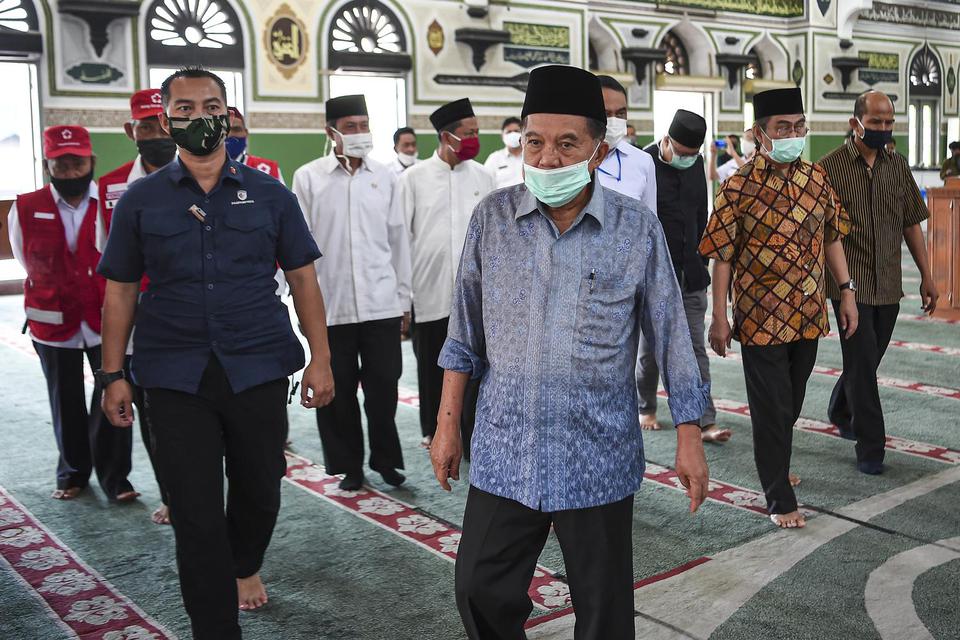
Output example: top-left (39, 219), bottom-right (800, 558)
top-left (699, 155), bottom-right (851, 346)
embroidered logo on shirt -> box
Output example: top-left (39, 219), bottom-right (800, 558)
top-left (256, 163), bottom-right (271, 174)
top-left (231, 189), bottom-right (255, 206)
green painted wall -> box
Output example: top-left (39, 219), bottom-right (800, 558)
top-left (89, 132), bottom-right (137, 180)
top-left (808, 134), bottom-right (846, 162)
top-left (87, 131), bottom-right (506, 182)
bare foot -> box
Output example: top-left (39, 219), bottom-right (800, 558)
top-left (770, 511), bottom-right (806, 528)
top-left (640, 414), bottom-right (661, 431)
top-left (51, 487), bottom-right (83, 500)
top-left (789, 473), bottom-right (801, 487)
top-left (114, 490), bottom-right (141, 503)
top-left (237, 574), bottom-right (268, 611)
top-left (420, 435), bottom-right (433, 449)
top-left (701, 425), bottom-right (732, 443)
top-left (151, 504), bottom-right (171, 525)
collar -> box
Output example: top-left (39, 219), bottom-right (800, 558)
top-left (167, 155), bottom-right (245, 186)
top-left (613, 139), bottom-right (635, 155)
top-left (49, 180), bottom-right (98, 206)
top-left (515, 177), bottom-right (605, 229)
top-left (322, 153), bottom-right (371, 175)
top-left (844, 136), bottom-right (888, 164)
top-left (128, 155), bottom-right (149, 183)
top-left (431, 149), bottom-right (464, 172)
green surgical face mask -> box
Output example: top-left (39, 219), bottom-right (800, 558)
top-left (167, 114), bottom-right (229, 156)
top-left (664, 139), bottom-right (699, 170)
top-left (761, 129), bottom-right (806, 164)
top-left (523, 143), bottom-right (601, 208)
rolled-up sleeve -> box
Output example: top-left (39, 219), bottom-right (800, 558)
top-left (277, 190), bottom-right (322, 271)
top-left (640, 222), bottom-right (710, 425)
top-left (97, 196), bottom-right (144, 282)
top-left (438, 210), bottom-right (487, 379)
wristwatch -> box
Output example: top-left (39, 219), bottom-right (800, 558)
top-left (839, 279), bottom-right (858, 293)
top-left (94, 369), bottom-right (125, 388)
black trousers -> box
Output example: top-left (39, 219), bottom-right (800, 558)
top-left (828, 301), bottom-right (899, 464)
top-left (410, 314), bottom-right (479, 458)
top-left (131, 379), bottom-right (168, 505)
top-left (741, 339), bottom-right (819, 515)
top-left (145, 356), bottom-right (288, 640)
top-left (455, 486), bottom-right (635, 640)
top-left (316, 318), bottom-right (404, 475)
top-left (33, 342), bottom-right (134, 497)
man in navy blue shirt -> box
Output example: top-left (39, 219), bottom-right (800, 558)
top-left (97, 67), bottom-right (334, 639)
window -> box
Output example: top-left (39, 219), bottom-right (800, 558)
top-left (657, 31), bottom-right (689, 76)
top-left (328, 73), bottom-right (405, 165)
top-left (327, 0), bottom-right (409, 71)
top-left (0, 0), bottom-right (36, 32)
top-left (907, 46), bottom-right (942, 167)
top-left (145, 0), bottom-right (244, 70)
top-left (0, 61), bottom-right (41, 199)
top-left (745, 48), bottom-right (763, 80)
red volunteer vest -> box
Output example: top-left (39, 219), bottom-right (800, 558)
top-left (98, 159), bottom-right (151, 292)
top-left (97, 160), bottom-right (136, 233)
top-left (16, 185), bottom-right (105, 342)
top-left (245, 154), bottom-right (282, 181)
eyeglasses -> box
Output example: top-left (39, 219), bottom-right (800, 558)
top-left (771, 124), bottom-right (810, 137)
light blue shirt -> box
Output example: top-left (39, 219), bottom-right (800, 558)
top-left (439, 181), bottom-right (709, 511)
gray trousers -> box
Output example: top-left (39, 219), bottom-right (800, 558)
top-left (637, 287), bottom-right (717, 427)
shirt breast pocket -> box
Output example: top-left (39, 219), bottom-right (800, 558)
top-left (141, 215), bottom-right (197, 280)
top-left (219, 211), bottom-right (277, 276)
top-left (575, 275), bottom-right (635, 355)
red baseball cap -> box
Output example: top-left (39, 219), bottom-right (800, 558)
top-left (43, 125), bottom-right (92, 159)
top-left (130, 88), bottom-right (164, 120)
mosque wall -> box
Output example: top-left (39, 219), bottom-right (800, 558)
top-left (5, 0), bottom-right (958, 178)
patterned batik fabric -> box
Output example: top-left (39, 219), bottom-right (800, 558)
top-left (698, 154), bottom-right (851, 347)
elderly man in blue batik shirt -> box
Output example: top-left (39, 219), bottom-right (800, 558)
top-left (429, 65), bottom-right (711, 640)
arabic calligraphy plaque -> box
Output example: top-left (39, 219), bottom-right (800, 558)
top-left (264, 3), bottom-right (308, 79)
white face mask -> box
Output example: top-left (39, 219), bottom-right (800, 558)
top-left (741, 139), bottom-right (756, 156)
top-left (502, 131), bottom-right (522, 149)
top-left (397, 151), bottom-right (417, 167)
top-left (605, 117), bottom-right (627, 149)
top-left (332, 128), bottom-right (373, 159)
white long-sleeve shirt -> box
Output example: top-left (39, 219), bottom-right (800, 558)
top-left (292, 154), bottom-right (411, 327)
top-left (8, 182), bottom-right (101, 349)
top-left (483, 147), bottom-right (524, 188)
top-left (597, 140), bottom-right (658, 214)
top-left (398, 151), bottom-right (495, 323)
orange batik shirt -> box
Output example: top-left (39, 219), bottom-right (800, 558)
top-left (699, 154), bottom-right (851, 346)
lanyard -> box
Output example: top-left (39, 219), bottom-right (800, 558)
top-left (597, 148), bottom-right (622, 182)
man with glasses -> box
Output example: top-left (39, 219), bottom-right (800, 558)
top-left (292, 94), bottom-right (411, 491)
top-left (700, 88), bottom-right (858, 529)
top-left (817, 90), bottom-right (937, 475)
top-left (639, 110), bottom-right (729, 443)
top-left (596, 76), bottom-right (657, 214)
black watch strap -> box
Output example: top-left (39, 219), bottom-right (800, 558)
top-left (95, 369), bottom-right (125, 387)
top-left (839, 279), bottom-right (857, 292)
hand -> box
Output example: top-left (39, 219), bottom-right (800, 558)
top-left (301, 360), bottom-right (335, 408)
top-left (430, 418), bottom-right (463, 491)
top-left (102, 379), bottom-right (135, 428)
top-left (708, 315), bottom-right (733, 356)
top-left (401, 312), bottom-right (411, 337)
top-left (838, 291), bottom-right (859, 338)
top-left (919, 278), bottom-right (939, 315)
top-left (710, 143), bottom-right (718, 157)
top-left (675, 424), bottom-right (709, 513)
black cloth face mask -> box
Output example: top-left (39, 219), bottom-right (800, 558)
top-left (50, 170), bottom-right (94, 198)
top-left (137, 137), bottom-right (177, 168)
top-left (857, 119), bottom-right (893, 150)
